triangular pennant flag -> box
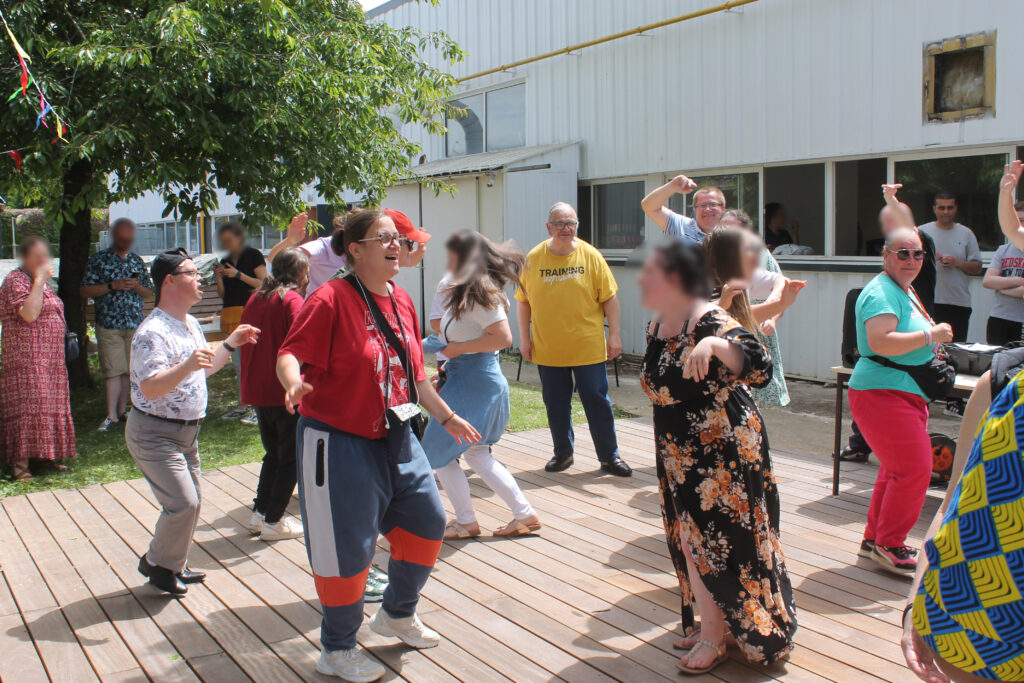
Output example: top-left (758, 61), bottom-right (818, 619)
top-left (17, 54), bottom-right (28, 96)
top-left (8, 150), bottom-right (22, 170)
top-left (34, 101), bottom-right (51, 130)
top-left (7, 74), bottom-right (33, 102)
top-left (53, 113), bottom-right (66, 142)
top-left (3, 22), bottom-right (30, 61)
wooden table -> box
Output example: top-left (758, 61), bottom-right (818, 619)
top-left (829, 365), bottom-right (980, 496)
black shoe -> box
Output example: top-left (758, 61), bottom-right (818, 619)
top-left (838, 446), bottom-right (870, 463)
top-left (600, 458), bottom-right (632, 477)
top-left (177, 567), bottom-right (206, 584)
top-left (138, 557), bottom-right (187, 595)
top-left (545, 454), bottom-right (574, 472)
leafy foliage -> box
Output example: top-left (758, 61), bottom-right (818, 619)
top-left (0, 0), bottom-right (463, 224)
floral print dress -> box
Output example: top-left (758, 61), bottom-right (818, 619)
top-left (641, 308), bottom-right (797, 664)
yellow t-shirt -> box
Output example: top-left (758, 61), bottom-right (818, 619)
top-left (515, 239), bottom-right (618, 367)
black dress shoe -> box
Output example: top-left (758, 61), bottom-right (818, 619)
top-left (600, 458), bottom-right (632, 477)
top-left (177, 567), bottom-right (206, 584)
top-left (138, 557), bottom-right (187, 595)
top-left (838, 446), bottom-right (870, 463)
top-left (545, 454), bottom-right (574, 472)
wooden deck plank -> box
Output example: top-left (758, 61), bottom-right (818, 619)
top-left (0, 611), bottom-right (50, 682)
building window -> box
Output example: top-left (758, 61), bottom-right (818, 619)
top-left (590, 181), bottom-right (645, 251)
top-left (667, 172), bottom-right (760, 231)
top-left (834, 158), bottom-right (888, 256)
top-left (446, 83), bottom-right (525, 157)
top-left (924, 31), bottom-right (995, 123)
top-left (763, 164), bottom-right (826, 255)
top-left (894, 152), bottom-right (1007, 251)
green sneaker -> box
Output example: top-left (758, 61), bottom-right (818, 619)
top-left (364, 565), bottom-right (388, 603)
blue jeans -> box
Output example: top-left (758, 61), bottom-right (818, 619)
top-left (537, 362), bottom-right (619, 463)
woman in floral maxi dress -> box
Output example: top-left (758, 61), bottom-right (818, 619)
top-left (0, 237), bottom-right (76, 480)
top-left (638, 240), bottom-right (796, 675)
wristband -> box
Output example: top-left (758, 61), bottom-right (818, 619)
top-left (442, 412), bottom-right (456, 426)
top-left (923, 329), bottom-right (932, 346)
top-left (903, 603), bottom-right (914, 627)
top-left (222, 341), bottom-right (236, 353)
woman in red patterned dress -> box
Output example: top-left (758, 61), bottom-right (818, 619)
top-left (0, 236), bottom-right (76, 480)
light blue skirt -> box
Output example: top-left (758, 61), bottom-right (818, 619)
top-left (421, 351), bottom-right (510, 469)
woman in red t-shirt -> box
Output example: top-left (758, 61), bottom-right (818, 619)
top-left (276, 208), bottom-right (479, 682)
top-left (239, 247), bottom-right (309, 542)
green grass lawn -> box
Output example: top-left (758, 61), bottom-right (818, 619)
top-left (1, 362), bottom-right (635, 498)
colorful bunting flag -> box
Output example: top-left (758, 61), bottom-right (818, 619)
top-left (8, 150), bottom-right (22, 170)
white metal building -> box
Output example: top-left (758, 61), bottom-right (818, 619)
top-left (112, 0), bottom-right (1023, 380)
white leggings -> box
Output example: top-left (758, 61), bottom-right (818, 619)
top-left (434, 444), bottom-right (535, 525)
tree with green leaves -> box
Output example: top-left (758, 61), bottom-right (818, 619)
top-left (0, 0), bottom-right (462, 383)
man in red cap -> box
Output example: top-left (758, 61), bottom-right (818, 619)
top-left (269, 208), bottom-right (430, 297)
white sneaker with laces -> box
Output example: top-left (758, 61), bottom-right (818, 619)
top-left (98, 417), bottom-right (119, 432)
top-left (244, 511), bottom-right (264, 534)
top-left (260, 517), bottom-right (303, 541)
top-left (316, 646), bottom-right (385, 682)
top-left (369, 609), bottom-right (440, 649)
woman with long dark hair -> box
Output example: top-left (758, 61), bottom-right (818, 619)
top-left (239, 247), bottom-right (309, 541)
top-left (424, 231), bottom-right (540, 539)
top-left (639, 239), bottom-right (796, 675)
top-left (277, 209), bottom-right (479, 682)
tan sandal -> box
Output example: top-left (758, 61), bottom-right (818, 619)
top-left (676, 638), bottom-right (727, 676)
top-left (673, 631), bottom-right (737, 650)
top-left (444, 519), bottom-right (480, 539)
top-left (493, 518), bottom-right (541, 537)
top-left (10, 462), bottom-right (33, 481)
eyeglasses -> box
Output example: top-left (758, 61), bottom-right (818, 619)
top-left (171, 269), bottom-right (200, 279)
top-left (358, 232), bottom-right (415, 249)
top-left (888, 248), bottom-right (926, 261)
top-left (694, 202), bottom-right (725, 211)
top-left (550, 220), bottom-right (579, 229)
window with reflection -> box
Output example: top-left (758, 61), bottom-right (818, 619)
top-left (667, 172), bottom-right (760, 231)
top-left (446, 84), bottom-right (525, 157)
top-left (446, 94), bottom-right (484, 157)
top-left (592, 181), bottom-right (645, 251)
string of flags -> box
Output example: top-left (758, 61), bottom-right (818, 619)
top-left (0, 7), bottom-right (69, 175)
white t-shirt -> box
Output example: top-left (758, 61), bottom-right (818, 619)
top-left (130, 308), bottom-right (210, 420)
top-left (430, 273), bottom-right (453, 361)
top-left (747, 267), bottom-right (783, 302)
top-left (918, 222), bottom-right (981, 308)
top-left (301, 236), bottom-right (348, 297)
top-left (440, 299), bottom-right (508, 347)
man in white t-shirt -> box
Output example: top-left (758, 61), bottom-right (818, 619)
top-left (917, 193), bottom-right (983, 342)
top-left (641, 175), bottom-right (725, 245)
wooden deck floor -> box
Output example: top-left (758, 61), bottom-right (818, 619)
top-left (0, 418), bottom-right (941, 682)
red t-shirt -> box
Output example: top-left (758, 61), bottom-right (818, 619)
top-left (277, 278), bottom-right (426, 439)
top-left (239, 289), bottom-right (304, 407)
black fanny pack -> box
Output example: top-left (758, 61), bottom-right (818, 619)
top-left (868, 346), bottom-right (958, 401)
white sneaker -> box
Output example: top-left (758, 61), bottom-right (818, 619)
top-left (244, 511), bottom-right (264, 534)
top-left (98, 417), bottom-right (119, 432)
top-left (260, 517), bottom-right (303, 541)
top-left (316, 646), bottom-right (385, 682)
top-left (369, 609), bottom-right (440, 649)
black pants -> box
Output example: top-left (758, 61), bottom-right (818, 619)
top-left (986, 316), bottom-right (1023, 346)
top-left (847, 420), bottom-right (871, 454)
top-left (933, 303), bottom-right (972, 342)
top-left (253, 405), bottom-right (300, 524)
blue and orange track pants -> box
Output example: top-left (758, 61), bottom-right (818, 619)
top-left (296, 416), bottom-right (446, 652)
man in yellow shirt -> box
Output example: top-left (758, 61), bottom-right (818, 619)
top-left (515, 202), bottom-right (631, 477)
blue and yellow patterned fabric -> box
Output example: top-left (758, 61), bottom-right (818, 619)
top-left (913, 371), bottom-right (1024, 681)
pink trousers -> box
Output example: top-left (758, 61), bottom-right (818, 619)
top-left (848, 388), bottom-right (932, 548)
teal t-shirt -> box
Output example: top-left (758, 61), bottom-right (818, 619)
top-left (849, 273), bottom-right (935, 400)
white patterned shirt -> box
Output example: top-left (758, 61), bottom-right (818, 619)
top-left (130, 308), bottom-right (209, 420)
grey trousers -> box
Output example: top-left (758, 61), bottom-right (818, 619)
top-left (125, 410), bottom-right (202, 573)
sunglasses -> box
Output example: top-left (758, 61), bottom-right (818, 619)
top-left (888, 248), bottom-right (926, 261)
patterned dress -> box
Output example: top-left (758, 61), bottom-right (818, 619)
top-left (751, 249), bottom-right (790, 407)
top-left (641, 308), bottom-right (797, 664)
top-left (912, 370), bottom-right (1024, 681)
top-left (0, 269), bottom-right (76, 463)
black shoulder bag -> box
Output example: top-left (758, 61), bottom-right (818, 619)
top-left (867, 283), bottom-right (957, 401)
top-left (345, 275), bottom-right (429, 442)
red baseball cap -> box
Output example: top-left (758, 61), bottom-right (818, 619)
top-left (385, 208), bottom-right (431, 243)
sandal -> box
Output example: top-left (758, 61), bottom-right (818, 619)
top-left (493, 518), bottom-right (542, 537)
top-left (676, 638), bottom-right (727, 676)
top-left (36, 460), bottom-right (68, 472)
top-left (10, 462), bottom-right (33, 481)
top-left (673, 631), bottom-right (736, 650)
top-left (444, 519), bottom-right (481, 539)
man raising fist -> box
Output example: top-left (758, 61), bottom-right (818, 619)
top-left (641, 174), bottom-right (726, 245)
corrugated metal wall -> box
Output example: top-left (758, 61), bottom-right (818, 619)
top-left (380, 0), bottom-right (1022, 180)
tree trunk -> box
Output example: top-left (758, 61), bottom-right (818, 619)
top-left (57, 158), bottom-right (95, 387)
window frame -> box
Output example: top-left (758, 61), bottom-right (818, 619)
top-left (581, 175), bottom-right (648, 258)
top-left (923, 30), bottom-right (996, 124)
top-left (445, 80), bottom-right (526, 158)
